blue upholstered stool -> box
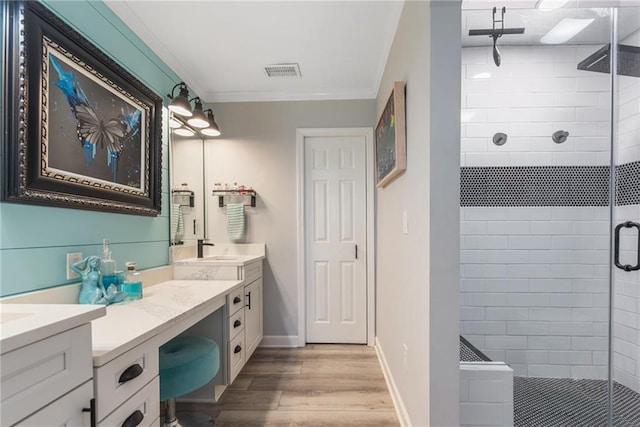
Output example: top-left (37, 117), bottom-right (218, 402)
top-left (159, 336), bottom-right (220, 427)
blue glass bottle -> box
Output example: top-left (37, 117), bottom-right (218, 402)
top-left (122, 262), bottom-right (143, 300)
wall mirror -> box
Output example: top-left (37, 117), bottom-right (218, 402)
top-left (168, 116), bottom-right (206, 248)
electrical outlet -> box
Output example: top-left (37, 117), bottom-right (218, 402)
top-left (66, 252), bottom-right (83, 280)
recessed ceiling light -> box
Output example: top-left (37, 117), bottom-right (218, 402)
top-left (536, 0), bottom-right (569, 11)
top-left (540, 18), bottom-right (595, 44)
top-left (473, 72), bottom-right (491, 79)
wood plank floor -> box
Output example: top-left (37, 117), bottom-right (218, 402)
top-left (177, 344), bottom-right (400, 426)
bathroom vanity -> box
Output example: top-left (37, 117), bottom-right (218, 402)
top-left (0, 244), bottom-right (265, 425)
top-left (172, 244), bottom-right (264, 386)
top-left (0, 304), bottom-right (105, 426)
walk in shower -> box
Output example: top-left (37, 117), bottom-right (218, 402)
top-left (460, 3), bottom-right (639, 426)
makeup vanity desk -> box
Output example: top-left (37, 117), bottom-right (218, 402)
top-left (89, 279), bottom-right (243, 426)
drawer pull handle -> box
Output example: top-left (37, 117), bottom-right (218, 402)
top-left (82, 398), bottom-right (96, 427)
top-left (121, 409), bottom-right (144, 427)
top-left (246, 291), bottom-right (252, 310)
top-left (233, 296), bottom-right (242, 304)
top-left (234, 319), bottom-right (242, 328)
top-left (234, 345), bottom-right (242, 354)
top-left (119, 364), bottom-right (143, 383)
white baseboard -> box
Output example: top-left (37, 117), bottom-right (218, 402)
top-left (260, 335), bottom-right (299, 347)
top-left (375, 337), bottom-right (411, 427)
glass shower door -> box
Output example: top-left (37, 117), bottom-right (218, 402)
top-left (610, 6), bottom-right (640, 425)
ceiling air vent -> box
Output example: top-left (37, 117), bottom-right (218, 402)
top-left (264, 63), bottom-right (302, 78)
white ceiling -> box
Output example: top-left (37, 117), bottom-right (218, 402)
top-left (105, 1), bottom-right (404, 103)
top-left (105, 1), bottom-right (639, 103)
top-left (462, 0), bottom-right (640, 47)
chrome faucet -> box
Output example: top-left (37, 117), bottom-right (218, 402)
top-left (197, 239), bottom-right (215, 258)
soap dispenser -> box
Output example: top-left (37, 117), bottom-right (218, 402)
top-left (101, 239), bottom-right (118, 288)
top-left (122, 262), bottom-right (143, 300)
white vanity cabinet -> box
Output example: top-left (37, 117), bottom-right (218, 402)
top-left (244, 276), bottom-right (263, 358)
top-left (93, 337), bottom-right (159, 426)
top-left (172, 254), bottom-right (264, 385)
top-left (226, 259), bottom-right (263, 382)
top-left (0, 304), bottom-right (105, 427)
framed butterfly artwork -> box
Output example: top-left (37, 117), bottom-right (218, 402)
top-left (2, 1), bottom-right (163, 216)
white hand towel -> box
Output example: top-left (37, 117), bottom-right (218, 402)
top-left (171, 203), bottom-right (184, 242)
top-left (226, 203), bottom-right (245, 241)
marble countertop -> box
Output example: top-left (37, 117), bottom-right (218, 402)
top-left (173, 253), bottom-right (265, 266)
top-left (0, 304), bottom-right (106, 354)
top-left (90, 279), bottom-right (243, 366)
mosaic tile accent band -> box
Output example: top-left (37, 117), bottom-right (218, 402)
top-left (461, 161), bottom-right (639, 207)
top-left (616, 161), bottom-right (640, 206)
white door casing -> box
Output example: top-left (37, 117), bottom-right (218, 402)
top-left (300, 130), bottom-right (371, 344)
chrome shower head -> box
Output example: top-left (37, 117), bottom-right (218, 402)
top-left (493, 41), bottom-right (501, 66)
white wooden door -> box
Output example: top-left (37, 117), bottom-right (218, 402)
top-left (305, 135), bottom-right (367, 343)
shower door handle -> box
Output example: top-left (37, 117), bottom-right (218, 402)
top-left (614, 221), bottom-right (640, 271)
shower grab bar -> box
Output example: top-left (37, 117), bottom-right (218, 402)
top-left (614, 221), bottom-right (640, 271)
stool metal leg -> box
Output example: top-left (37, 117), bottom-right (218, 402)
top-left (162, 399), bottom-right (179, 427)
top-left (162, 399), bottom-right (213, 427)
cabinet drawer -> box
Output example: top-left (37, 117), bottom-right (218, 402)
top-left (228, 309), bottom-right (245, 340)
top-left (228, 332), bottom-right (245, 384)
top-left (94, 338), bottom-right (158, 422)
top-left (1, 324), bottom-right (92, 427)
top-left (97, 376), bottom-right (159, 427)
top-left (243, 261), bottom-right (262, 284)
top-left (228, 287), bottom-right (245, 316)
top-left (17, 380), bottom-right (92, 427)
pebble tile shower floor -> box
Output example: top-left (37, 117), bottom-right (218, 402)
top-left (514, 377), bottom-right (640, 427)
top-left (462, 337), bottom-right (640, 426)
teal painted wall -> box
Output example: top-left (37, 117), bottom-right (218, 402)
top-left (0, 1), bottom-right (181, 296)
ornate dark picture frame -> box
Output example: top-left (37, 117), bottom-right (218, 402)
top-left (375, 81), bottom-right (406, 188)
top-left (2, 2), bottom-right (162, 216)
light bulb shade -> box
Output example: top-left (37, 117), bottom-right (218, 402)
top-left (174, 127), bottom-right (195, 137)
top-left (169, 117), bottom-right (182, 129)
top-left (201, 110), bottom-right (221, 136)
top-left (168, 84), bottom-right (193, 117)
top-left (187, 98), bottom-right (209, 128)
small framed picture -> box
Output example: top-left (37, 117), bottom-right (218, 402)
top-left (375, 81), bottom-right (406, 188)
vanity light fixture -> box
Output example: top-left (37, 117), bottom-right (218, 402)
top-left (540, 18), bottom-right (595, 44)
top-left (200, 110), bottom-right (221, 137)
top-left (168, 82), bottom-right (221, 137)
top-left (167, 82), bottom-right (193, 117)
top-left (187, 98), bottom-right (209, 128)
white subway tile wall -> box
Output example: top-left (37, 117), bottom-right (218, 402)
top-left (613, 203), bottom-right (640, 392)
top-left (461, 46), bottom-right (611, 168)
top-left (461, 44), bottom-right (639, 388)
top-left (460, 363), bottom-right (514, 427)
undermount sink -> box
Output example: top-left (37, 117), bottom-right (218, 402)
top-left (204, 256), bottom-right (239, 261)
top-left (0, 312), bottom-right (32, 324)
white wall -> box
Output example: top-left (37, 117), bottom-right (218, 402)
top-left (200, 100), bottom-right (374, 341)
top-left (375, 1), bottom-right (460, 426)
top-left (613, 28), bottom-right (640, 393)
